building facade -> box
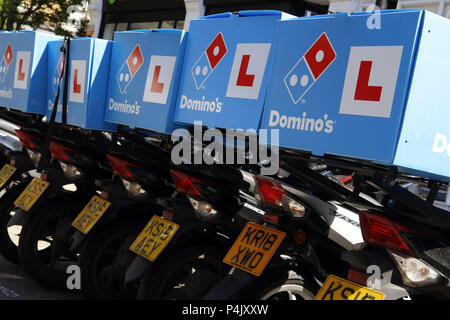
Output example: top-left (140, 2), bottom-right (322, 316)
top-left (329, 0), bottom-right (450, 16)
top-left (87, 0), bottom-right (330, 39)
top-left (86, 0), bottom-right (449, 40)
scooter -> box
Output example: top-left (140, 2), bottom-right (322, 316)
top-left (133, 163), bottom-right (268, 300)
top-left (0, 125), bottom-right (48, 264)
top-left (16, 127), bottom-right (114, 290)
top-left (197, 169), bottom-right (368, 300)
top-left (76, 128), bottom-right (175, 299)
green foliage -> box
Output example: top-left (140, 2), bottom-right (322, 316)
top-left (0, 0), bottom-right (88, 36)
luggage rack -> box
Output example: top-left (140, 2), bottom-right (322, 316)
top-left (279, 148), bottom-right (450, 231)
top-left (0, 107), bottom-right (47, 133)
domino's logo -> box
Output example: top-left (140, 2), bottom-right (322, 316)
top-left (117, 45), bottom-right (144, 94)
top-left (192, 32), bottom-right (227, 89)
top-left (0, 43), bottom-right (13, 83)
top-left (51, 52), bottom-right (65, 95)
top-left (284, 33), bottom-right (336, 104)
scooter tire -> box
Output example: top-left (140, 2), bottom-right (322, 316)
top-left (137, 243), bottom-right (229, 300)
top-left (0, 181), bottom-right (28, 264)
top-left (79, 216), bottom-right (148, 300)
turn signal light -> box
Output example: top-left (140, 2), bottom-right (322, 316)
top-left (254, 176), bottom-right (306, 218)
top-left (59, 161), bottom-right (84, 180)
top-left (26, 149), bottom-right (41, 168)
top-left (187, 196), bottom-right (218, 220)
top-left (121, 178), bottom-right (147, 198)
top-left (388, 250), bottom-right (441, 287)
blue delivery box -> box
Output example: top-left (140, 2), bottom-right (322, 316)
top-left (47, 37), bottom-right (115, 131)
top-left (173, 11), bottom-right (295, 131)
top-left (260, 10), bottom-right (450, 181)
top-left (0, 30), bottom-right (61, 114)
top-left (104, 29), bottom-right (187, 134)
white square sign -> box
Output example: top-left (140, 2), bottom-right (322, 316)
top-left (14, 51), bottom-right (31, 90)
top-left (69, 60), bottom-right (87, 104)
top-left (142, 55), bottom-right (176, 105)
top-left (339, 46), bottom-right (403, 118)
top-left (226, 43), bottom-right (271, 100)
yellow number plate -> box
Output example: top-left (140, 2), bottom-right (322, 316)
top-left (223, 222), bottom-right (285, 276)
top-left (0, 164), bottom-right (16, 189)
top-left (315, 275), bottom-right (385, 300)
top-left (71, 195), bottom-right (112, 235)
top-left (129, 215), bottom-right (179, 262)
top-left (14, 177), bottom-right (50, 211)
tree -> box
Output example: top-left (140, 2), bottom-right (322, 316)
top-left (0, 0), bottom-right (87, 36)
top-left (0, 0), bottom-right (21, 30)
top-left (75, 16), bottom-right (89, 37)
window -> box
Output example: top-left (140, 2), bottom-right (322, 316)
top-left (175, 20), bottom-right (184, 30)
top-left (99, 11), bottom-right (186, 39)
top-left (116, 22), bottom-right (128, 32)
top-left (161, 20), bottom-right (176, 28)
top-left (103, 23), bottom-right (115, 40)
top-left (129, 21), bottom-right (160, 30)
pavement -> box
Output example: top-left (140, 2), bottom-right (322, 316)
top-left (0, 254), bottom-right (83, 300)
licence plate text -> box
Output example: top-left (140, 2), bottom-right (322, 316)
top-left (71, 195), bottom-right (111, 234)
top-left (315, 275), bottom-right (385, 300)
top-left (129, 215), bottom-right (179, 262)
top-left (0, 164), bottom-right (16, 189)
top-left (223, 222), bottom-right (285, 276)
top-left (14, 177), bottom-right (50, 211)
